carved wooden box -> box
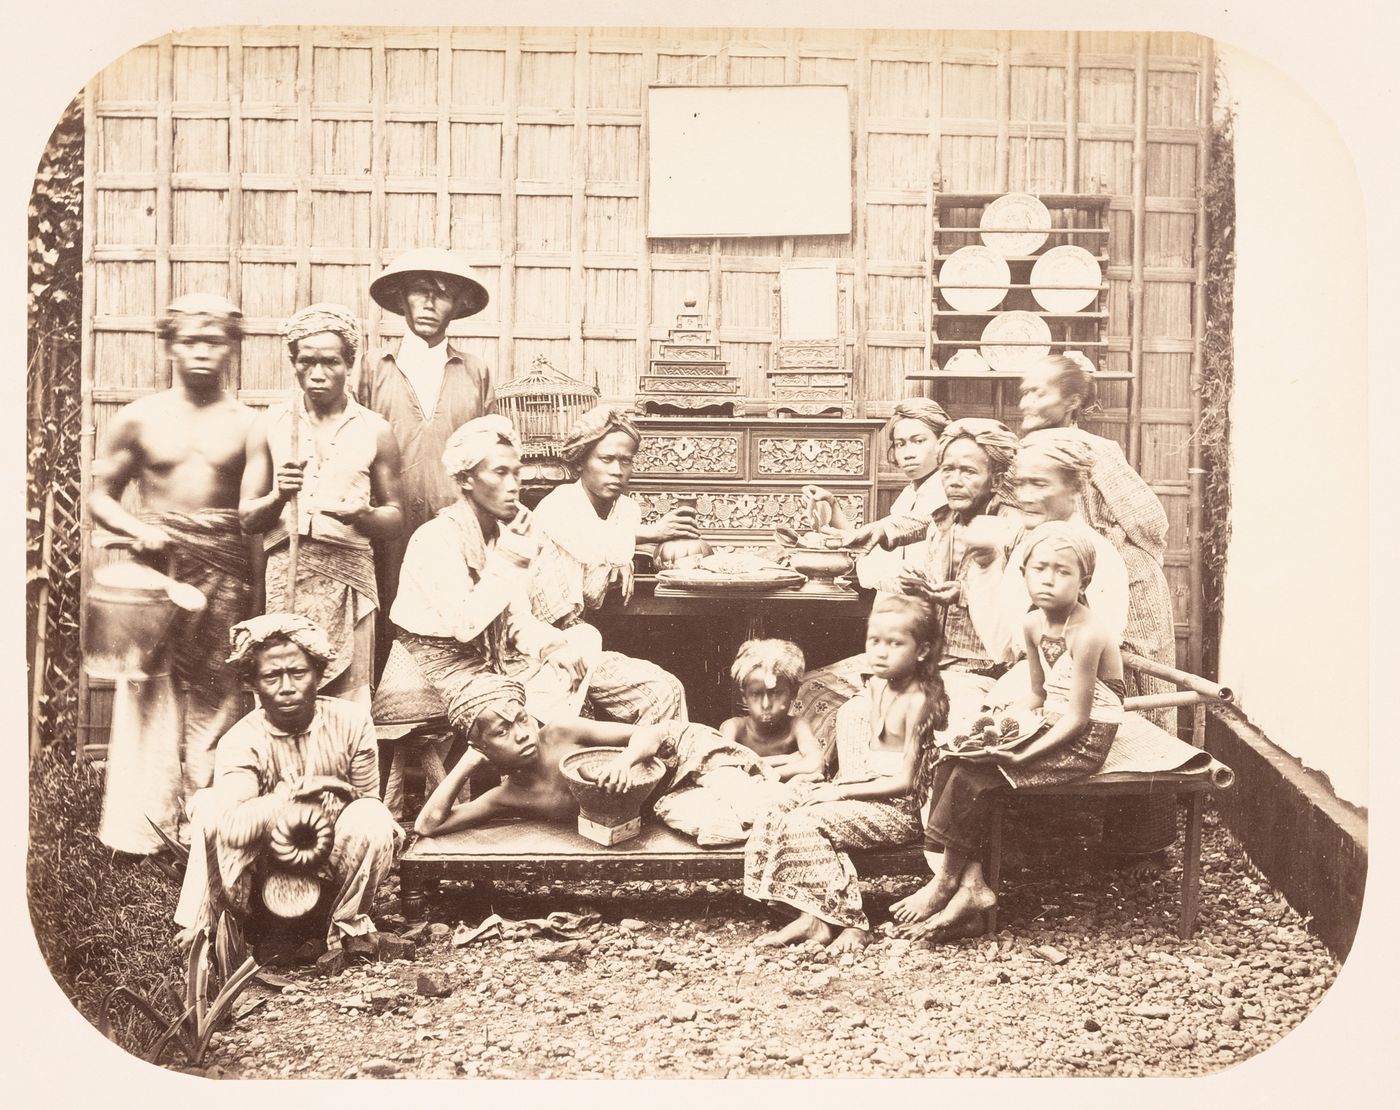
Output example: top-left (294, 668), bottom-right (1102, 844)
top-left (631, 417), bottom-right (885, 543)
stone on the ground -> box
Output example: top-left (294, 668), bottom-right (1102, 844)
top-left (313, 949), bottom-right (346, 978)
top-left (416, 971), bottom-right (452, 998)
top-left (671, 1001), bottom-right (698, 1022)
top-left (359, 1058), bottom-right (398, 1077)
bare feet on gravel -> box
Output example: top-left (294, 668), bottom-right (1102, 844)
top-left (899, 878), bottom-right (996, 941)
top-left (754, 912), bottom-right (837, 948)
top-left (826, 927), bottom-right (871, 954)
top-left (890, 879), bottom-right (947, 924)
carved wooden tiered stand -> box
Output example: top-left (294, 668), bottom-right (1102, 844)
top-left (636, 301), bottom-right (746, 416)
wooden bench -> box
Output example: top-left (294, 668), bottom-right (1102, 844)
top-left (400, 655), bottom-right (1236, 939)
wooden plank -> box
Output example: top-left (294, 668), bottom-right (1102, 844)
top-left (436, 29), bottom-right (452, 251)
top-left (295, 29), bottom-right (313, 309)
top-left (154, 37), bottom-right (173, 375)
top-left (854, 32), bottom-right (869, 409)
top-left (499, 29), bottom-right (521, 380)
top-left (1127, 33), bottom-right (1149, 469)
top-left (367, 38), bottom-right (387, 348)
top-left (570, 30), bottom-right (588, 373)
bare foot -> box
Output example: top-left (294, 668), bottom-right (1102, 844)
top-left (826, 927), bottom-right (871, 954)
top-left (899, 880), bottom-right (996, 940)
top-left (890, 879), bottom-right (947, 924)
top-left (755, 913), bottom-right (837, 948)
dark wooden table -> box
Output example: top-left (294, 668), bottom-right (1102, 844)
top-left (589, 577), bottom-right (871, 724)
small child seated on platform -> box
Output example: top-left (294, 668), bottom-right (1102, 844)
top-left (892, 519), bottom-right (1126, 941)
top-left (719, 639), bottom-right (824, 782)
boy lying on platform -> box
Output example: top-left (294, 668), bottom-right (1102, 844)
top-left (719, 639), bottom-right (825, 782)
top-left (413, 675), bottom-right (786, 846)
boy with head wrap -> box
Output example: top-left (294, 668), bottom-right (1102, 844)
top-left (718, 639), bottom-right (824, 781)
top-left (90, 293), bottom-right (260, 850)
top-left (174, 614), bottom-right (402, 955)
top-left (526, 405), bottom-right (693, 726)
top-left (240, 303), bottom-right (406, 712)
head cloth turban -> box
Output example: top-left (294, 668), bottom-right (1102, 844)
top-left (730, 639), bottom-right (806, 691)
top-left (890, 397), bottom-right (952, 439)
top-left (448, 673), bottom-right (528, 745)
top-left (441, 414), bottom-right (521, 481)
top-left (283, 302), bottom-right (363, 365)
top-left (938, 417), bottom-right (1019, 504)
top-left (1016, 428), bottom-right (1096, 490)
top-left (1019, 519), bottom-right (1098, 584)
top-left (227, 612), bottom-right (336, 672)
top-left (159, 293), bottom-right (243, 343)
top-left (560, 405), bottom-right (641, 470)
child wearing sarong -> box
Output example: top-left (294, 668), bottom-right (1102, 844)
top-left (743, 594), bottom-right (948, 953)
top-left (893, 519), bottom-right (1124, 940)
top-left (719, 639), bottom-right (824, 782)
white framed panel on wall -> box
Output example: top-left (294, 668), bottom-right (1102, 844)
top-left (647, 85), bottom-right (852, 238)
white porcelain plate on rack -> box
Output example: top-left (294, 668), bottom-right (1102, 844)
top-left (1030, 245), bottom-right (1103, 313)
top-left (981, 311), bottom-right (1053, 372)
top-left (938, 245), bottom-right (1011, 312)
top-left (979, 192), bottom-right (1051, 257)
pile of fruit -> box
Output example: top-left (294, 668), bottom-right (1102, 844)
top-left (948, 714), bottom-right (1023, 753)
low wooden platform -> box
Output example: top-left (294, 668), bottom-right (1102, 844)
top-left (401, 764), bottom-right (1228, 939)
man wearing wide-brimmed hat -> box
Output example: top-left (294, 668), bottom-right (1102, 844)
top-left (361, 248), bottom-right (495, 552)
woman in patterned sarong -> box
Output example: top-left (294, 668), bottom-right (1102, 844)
top-left (744, 594), bottom-right (947, 952)
top-left (1018, 354), bottom-right (1180, 862)
top-left (527, 406), bottom-right (694, 725)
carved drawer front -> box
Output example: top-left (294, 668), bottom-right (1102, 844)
top-left (635, 486), bottom-right (869, 533)
top-left (675, 313), bottom-right (705, 330)
top-left (639, 375), bottom-right (739, 395)
top-left (669, 330), bottom-right (709, 343)
top-left (647, 361), bottom-right (730, 378)
top-left (768, 372), bottom-right (852, 389)
top-left (771, 399), bottom-right (856, 418)
top-left (754, 435), bottom-right (870, 479)
top-left (776, 341), bottom-right (843, 369)
top-left (656, 344), bottom-right (721, 361)
top-left (632, 432), bottom-right (743, 477)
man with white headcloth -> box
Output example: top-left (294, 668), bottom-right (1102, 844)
top-left (390, 415), bottom-right (596, 747)
top-left (241, 303), bottom-right (405, 711)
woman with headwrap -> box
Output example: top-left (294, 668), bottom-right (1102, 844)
top-left (389, 415), bottom-right (596, 754)
top-left (241, 303), bottom-right (405, 712)
top-left (793, 418), bottom-right (1024, 761)
top-left (1018, 380), bottom-right (1182, 864)
top-left (800, 398), bottom-right (953, 590)
top-left (526, 405), bottom-right (692, 726)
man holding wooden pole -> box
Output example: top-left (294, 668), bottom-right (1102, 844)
top-left (240, 303), bottom-right (405, 712)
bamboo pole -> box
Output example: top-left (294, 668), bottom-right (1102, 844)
top-left (30, 486), bottom-right (56, 763)
top-left (1188, 41), bottom-right (1214, 677)
top-left (1126, 33), bottom-right (1148, 469)
top-left (1123, 650), bottom-right (1233, 703)
top-left (77, 80), bottom-right (99, 765)
top-left (287, 391), bottom-right (301, 608)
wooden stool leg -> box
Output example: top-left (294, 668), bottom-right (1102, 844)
top-left (985, 797), bottom-right (1004, 936)
top-left (1180, 792), bottom-right (1204, 939)
top-left (402, 866), bottom-right (424, 922)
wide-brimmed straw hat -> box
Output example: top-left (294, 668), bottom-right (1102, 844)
top-left (370, 248), bottom-right (490, 320)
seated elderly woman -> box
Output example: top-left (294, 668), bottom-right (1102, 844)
top-left (173, 614), bottom-right (403, 955)
top-left (390, 415), bottom-right (596, 739)
top-left (795, 418), bottom-right (1023, 756)
top-left (527, 405), bottom-right (693, 724)
top-left (414, 675), bottom-right (785, 847)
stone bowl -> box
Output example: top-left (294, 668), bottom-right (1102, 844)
top-left (559, 747), bottom-right (667, 829)
top-left (787, 546), bottom-right (856, 594)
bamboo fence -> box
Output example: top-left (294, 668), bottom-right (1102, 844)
top-left (78, 26), bottom-right (1212, 752)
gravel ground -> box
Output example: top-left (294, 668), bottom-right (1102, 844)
top-left (202, 806), bottom-right (1337, 1080)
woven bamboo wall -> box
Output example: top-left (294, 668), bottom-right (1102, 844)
top-left (80, 26), bottom-right (1210, 741)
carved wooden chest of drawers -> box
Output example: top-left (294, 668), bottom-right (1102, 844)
top-left (631, 417), bottom-right (887, 543)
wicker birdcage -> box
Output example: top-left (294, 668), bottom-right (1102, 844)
top-left (495, 355), bottom-right (600, 460)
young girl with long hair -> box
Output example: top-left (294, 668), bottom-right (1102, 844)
top-left (743, 593), bottom-right (948, 952)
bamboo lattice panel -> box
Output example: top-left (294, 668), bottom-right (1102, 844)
top-left (80, 27), bottom-right (1209, 745)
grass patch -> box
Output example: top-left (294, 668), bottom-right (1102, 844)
top-left (27, 750), bottom-right (183, 1054)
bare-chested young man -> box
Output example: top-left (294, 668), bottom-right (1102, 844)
top-left (89, 293), bottom-right (260, 841)
top-left (411, 675), bottom-right (682, 837)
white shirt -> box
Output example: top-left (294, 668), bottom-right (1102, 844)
top-left (393, 329), bottom-right (451, 419)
